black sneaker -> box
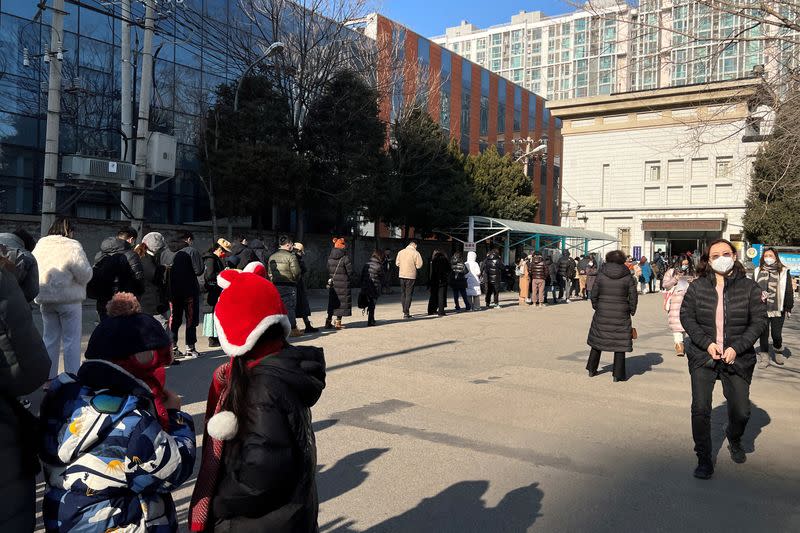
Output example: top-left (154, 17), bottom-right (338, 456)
top-left (304, 326), bottom-right (320, 334)
top-left (208, 337), bottom-right (220, 348)
top-left (175, 348), bottom-right (199, 361)
top-left (693, 460), bottom-right (714, 480)
top-left (728, 440), bottom-right (747, 464)
top-left (170, 347), bottom-right (183, 365)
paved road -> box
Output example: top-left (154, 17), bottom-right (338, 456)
top-left (33, 290), bottom-right (800, 532)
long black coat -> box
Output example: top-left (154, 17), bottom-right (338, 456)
top-left (0, 269), bottom-right (50, 532)
top-left (139, 252), bottom-right (168, 315)
top-left (680, 270), bottom-right (767, 382)
top-left (212, 346), bottom-right (326, 533)
top-left (481, 253), bottom-right (504, 286)
top-left (587, 263), bottom-right (638, 353)
top-left (327, 248), bottom-right (352, 317)
top-left (429, 254), bottom-right (451, 288)
top-left (295, 254), bottom-right (311, 319)
top-left (203, 252), bottom-right (226, 307)
top-left (360, 257), bottom-right (383, 300)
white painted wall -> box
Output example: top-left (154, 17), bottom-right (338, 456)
top-left (560, 118), bottom-right (758, 258)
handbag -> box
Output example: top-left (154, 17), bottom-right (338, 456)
top-left (631, 327), bottom-right (638, 340)
top-left (202, 312), bottom-right (216, 338)
top-left (327, 258), bottom-right (344, 290)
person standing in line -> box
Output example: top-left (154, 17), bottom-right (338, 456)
top-left (360, 249), bottom-right (384, 326)
top-left (556, 250), bottom-right (575, 303)
top-left (586, 250), bottom-right (639, 382)
top-left (427, 250), bottom-right (451, 317)
top-left (570, 256), bottom-right (582, 300)
top-left (134, 232), bottom-right (170, 331)
top-left (268, 235), bottom-right (303, 338)
top-left (481, 248), bottom-right (504, 309)
top-left (651, 251), bottom-right (665, 292)
top-left (754, 247), bottom-right (794, 368)
top-left (546, 256), bottom-right (559, 305)
top-left (249, 238), bottom-right (269, 266)
top-left (32, 218), bottom-right (93, 380)
top-left (528, 251), bottom-right (547, 308)
top-left (449, 251), bottom-right (471, 312)
top-left (294, 243), bottom-right (319, 334)
top-left (188, 270), bottom-right (325, 532)
top-left (517, 254), bottom-right (531, 305)
top-left (577, 254), bottom-right (590, 300)
top-left (39, 293), bottom-right (196, 532)
top-left (203, 239), bottom-right (232, 348)
top-left (637, 257), bottom-right (653, 294)
top-left (585, 256), bottom-right (599, 300)
top-left (662, 255), bottom-right (697, 357)
top-left (395, 240), bottom-right (423, 319)
top-left (382, 248), bottom-right (393, 294)
top-left (229, 234), bottom-right (256, 267)
top-left (680, 239), bottom-right (766, 480)
top-left (0, 229), bottom-right (39, 303)
top-left (166, 235), bottom-right (202, 361)
top-left (464, 251), bottom-right (482, 311)
top-left (0, 264), bottom-right (51, 532)
top-left (90, 226), bottom-right (144, 320)
top-left (325, 238), bottom-right (353, 330)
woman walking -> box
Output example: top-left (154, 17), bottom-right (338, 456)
top-left (680, 239), bottom-right (766, 479)
top-left (662, 255), bottom-right (697, 357)
top-left (428, 250), bottom-right (451, 316)
top-left (32, 217), bottom-right (93, 380)
top-left (188, 270), bottom-right (325, 532)
top-left (586, 250), bottom-right (638, 382)
top-left (449, 252), bottom-right (471, 311)
top-left (360, 250), bottom-right (384, 326)
top-left (754, 247), bottom-right (794, 367)
top-left (325, 238), bottom-right (352, 330)
top-left (203, 239), bottom-right (232, 347)
top-left (465, 251), bottom-right (482, 311)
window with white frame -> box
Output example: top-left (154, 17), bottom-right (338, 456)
top-left (667, 186), bottom-right (683, 205)
top-left (716, 157), bottom-right (732, 180)
top-left (691, 158), bottom-right (709, 180)
top-left (715, 184), bottom-right (733, 203)
top-left (645, 161), bottom-right (661, 181)
top-left (667, 159), bottom-right (684, 181)
top-left (690, 185), bottom-right (708, 204)
top-left (644, 186), bottom-right (661, 206)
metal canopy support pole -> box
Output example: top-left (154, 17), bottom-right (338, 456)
top-left (504, 232), bottom-right (511, 264)
top-left (561, 237), bottom-right (566, 253)
top-left (535, 235), bottom-right (541, 251)
top-left (584, 238), bottom-right (589, 255)
top-left (468, 215), bottom-right (475, 243)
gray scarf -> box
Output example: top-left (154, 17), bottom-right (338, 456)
top-left (756, 264), bottom-right (781, 317)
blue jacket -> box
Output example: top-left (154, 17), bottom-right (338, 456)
top-left (39, 360), bottom-right (196, 532)
top-left (640, 262), bottom-right (653, 281)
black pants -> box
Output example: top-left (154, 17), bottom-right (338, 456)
top-left (690, 364), bottom-right (750, 461)
top-left (570, 278), bottom-right (580, 298)
top-left (96, 298), bottom-right (109, 321)
top-left (428, 285), bottom-right (447, 315)
top-left (586, 348), bottom-right (626, 380)
top-left (452, 287), bottom-right (471, 310)
top-left (485, 283), bottom-right (499, 306)
top-left (170, 295), bottom-right (198, 347)
top-left (367, 298), bottom-right (376, 324)
top-left (400, 278), bottom-right (415, 316)
top-left (759, 313), bottom-right (785, 352)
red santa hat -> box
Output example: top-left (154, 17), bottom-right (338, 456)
top-left (213, 269), bottom-right (291, 357)
top-left (243, 261), bottom-right (267, 277)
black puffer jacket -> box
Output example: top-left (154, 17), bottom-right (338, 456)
top-left (230, 242), bottom-right (256, 269)
top-left (449, 256), bottom-right (468, 289)
top-left (680, 270), bottom-right (766, 382)
top-left (429, 254), bottom-right (451, 288)
top-left (296, 254), bottom-right (311, 319)
top-left (360, 257), bottom-right (383, 300)
top-left (90, 237), bottom-right (144, 298)
top-left (528, 256), bottom-right (547, 280)
top-left (481, 253), bottom-right (504, 286)
top-left (557, 254), bottom-right (576, 279)
top-left (213, 345), bottom-right (326, 533)
top-left (166, 239), bottom-right (199, 300)
top-left (327, 248), bottom-right (352, 317)
top-left (139, 252), bottom-right (168, 315)
top-left (587, 262), bottom-right (639, 353)
top-left (249, 239), bottom-right (269, 266)
top-left (203, 252), bottom-right (226, 307)
top-left (0, 268), bottom-right (50, 532)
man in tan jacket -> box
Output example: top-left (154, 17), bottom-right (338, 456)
top-left (395, 240), bottom-right (424, 318)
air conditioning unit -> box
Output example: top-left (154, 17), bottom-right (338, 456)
top-left (147, 132), bottom-right (177, 178)
top-left (62, 155), bottom-right (135, 183)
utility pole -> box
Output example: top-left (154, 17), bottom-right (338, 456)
top-left (119, 0), bottom-right (134, 220)
top-left (40, 0), bottom-right (66, 236)
top-left (132, 0), bottom-right (156, 238)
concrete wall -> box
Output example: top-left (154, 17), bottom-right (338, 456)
top-left (0, 214), bottom-right (460, 288)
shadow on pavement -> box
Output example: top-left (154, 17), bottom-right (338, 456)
top-left (711, 401), bottom-right (771, 460)
top-left (321, 480), bottom-right (543, 533)
top-left (313, 419), bottom-right (339, 432)
top-left (317, 448), bottom-right (391, 504)
top-left (327, 341), bottom-right (458, 372)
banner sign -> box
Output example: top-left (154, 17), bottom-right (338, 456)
top-left (750, 244), bottom-right (800, 276)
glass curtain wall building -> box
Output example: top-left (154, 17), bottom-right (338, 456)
top-left (368, 15), bottom-right (564, 226)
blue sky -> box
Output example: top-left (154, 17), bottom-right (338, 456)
top-left (380, 0), bottom-right (572, 38)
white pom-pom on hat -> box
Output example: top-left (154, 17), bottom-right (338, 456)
top-left (207, 410), bottom-right (239, 441)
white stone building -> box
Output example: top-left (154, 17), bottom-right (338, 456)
top-left (547, 79), bottom-right (767, 260)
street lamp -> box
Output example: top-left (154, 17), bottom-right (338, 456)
top-left (233, 41), bottom-right (285, 112)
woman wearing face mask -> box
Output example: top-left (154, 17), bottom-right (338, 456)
top-left (754, 248), bottom-right (794, 368)
top-left (662, 255), bottom-right (697, 357)
top-left (584, 257), bottom-right (598, 300)
top-left (680, 239), bottom-right (766, 480)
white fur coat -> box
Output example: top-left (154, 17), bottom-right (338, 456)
top-left (32, 235), bottom-right (93, 304)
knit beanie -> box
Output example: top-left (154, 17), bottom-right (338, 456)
top-left (142, 232), bottom-right (166, 253)
top-left (86, 293), bottom-right (171, 360)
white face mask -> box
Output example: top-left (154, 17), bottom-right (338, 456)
top-left (764, 257), bottom-right (776, 266)
top-left (711, 256), bottom-right (735, 274)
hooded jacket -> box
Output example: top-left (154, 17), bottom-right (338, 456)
top-left (464, 251), bottom-right (482, 297)
top-left (0, 233), bottom-right (39, 302)
top-left (327, 248), bottom-right (353, 317)
top-left (164, 239), bottom-right (201, 300)
top-left (587, 262), bottom-right (639, 353)
top-left (91, 237), bottom-right (145, 298)
top-left (39, 360), bottom-right (196, 532)
top-left (230, 243), bottom-right (256, 269)
top-left (680, 270), bottom-right (767, 382)
top-left (0, 269), bottom-right (50, 532)
top-left (212, 346), bottom-right (326, 532)
top-left (32, 235), bottom-right (93, 305)
top-left (249, 239), bottom-right (269, 266)
top-left (481, 252), bottom-right (504, 286)
top-left (139, 251), bottom-right (168, 315)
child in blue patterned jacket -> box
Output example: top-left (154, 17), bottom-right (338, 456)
top-left (39, 292), bottom-right (196, 532)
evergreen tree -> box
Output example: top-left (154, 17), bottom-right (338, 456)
top-left (466, 145), bottom-right (538, 221)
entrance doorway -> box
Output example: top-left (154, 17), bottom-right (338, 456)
top-left (649, 231), bottom-right (722, 259)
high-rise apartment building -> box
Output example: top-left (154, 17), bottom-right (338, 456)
top-left (433, 1), bottom-right (797, 101)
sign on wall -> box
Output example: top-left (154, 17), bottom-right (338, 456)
top-left (632, 245), bottom-right (642, 261)
top-left (464, 242), bottom-right (477, 253)
top-left (750, 244), bottom-right (800, 276)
